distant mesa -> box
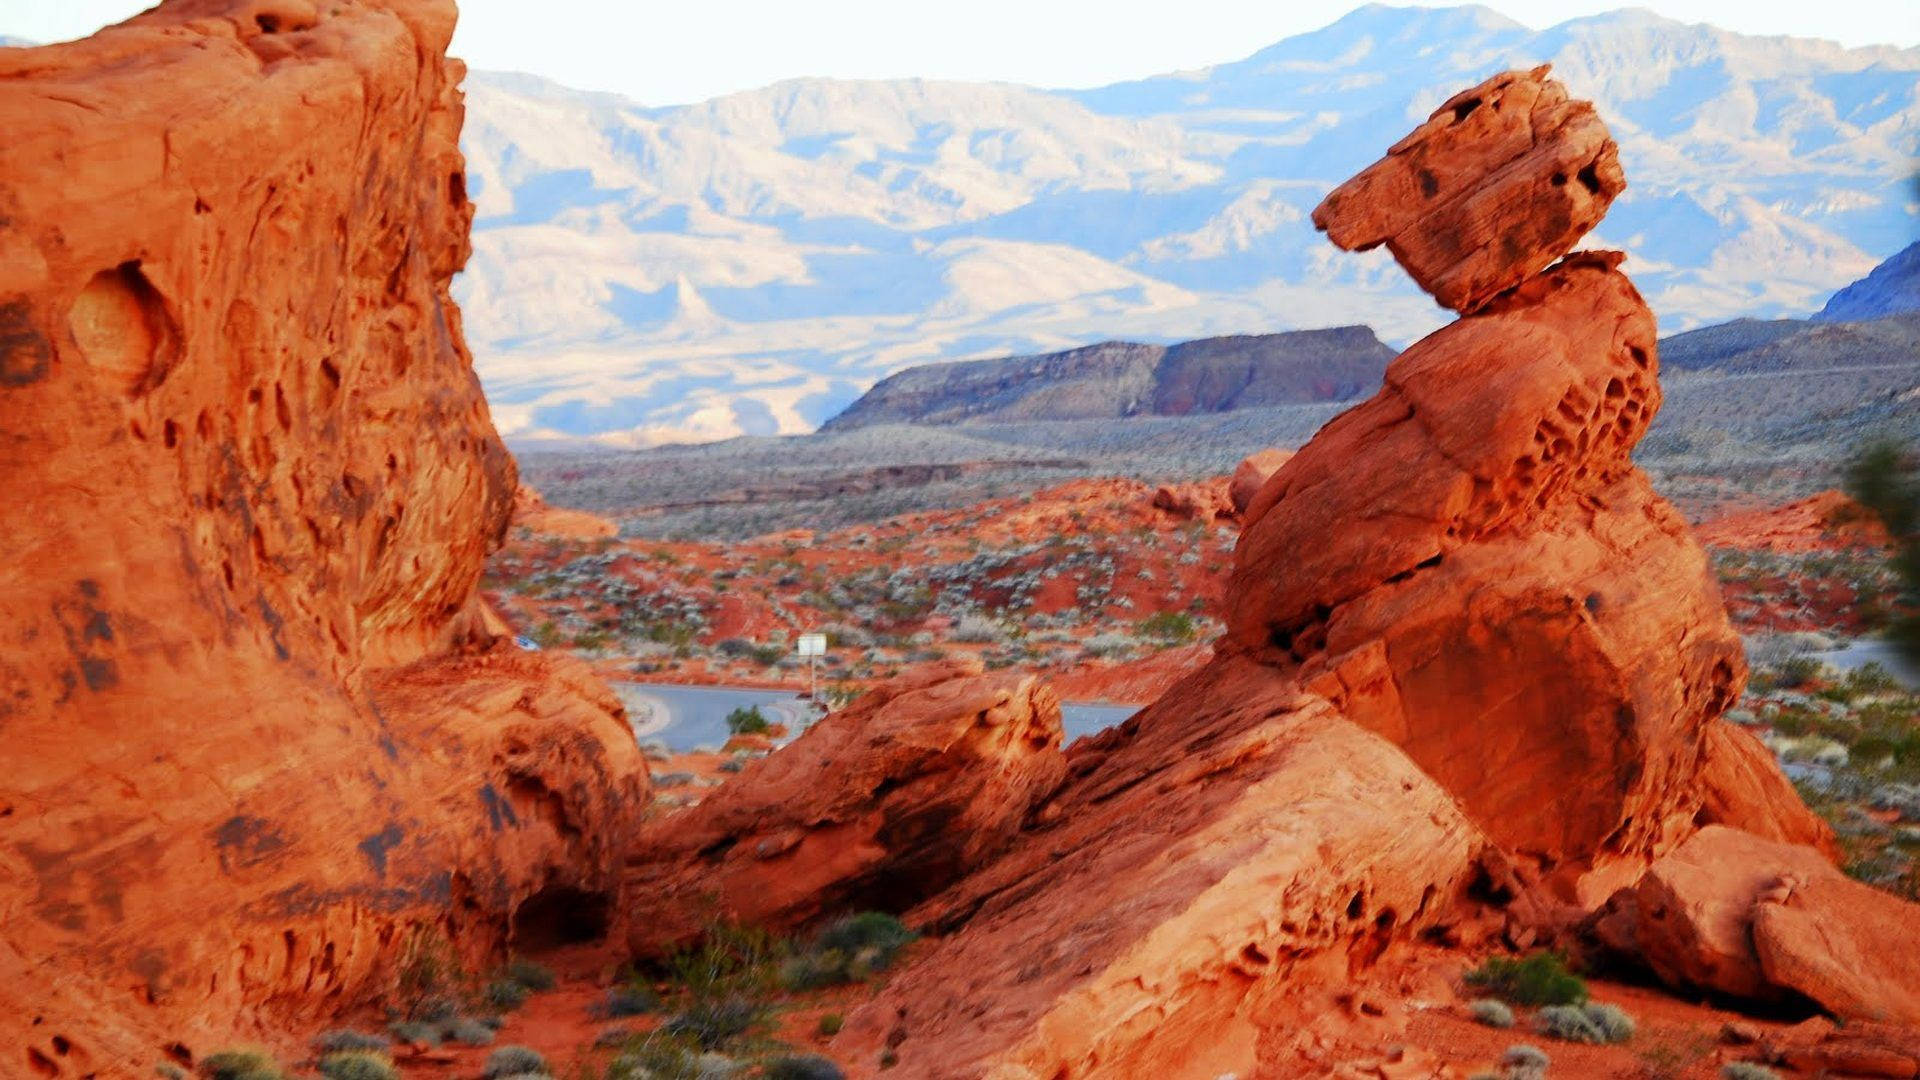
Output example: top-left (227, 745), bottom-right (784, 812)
top-left (820, 326), bottom-right (1396, 430)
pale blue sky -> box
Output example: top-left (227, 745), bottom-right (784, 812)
top-left (7, 1), bottom-right (1918, 105)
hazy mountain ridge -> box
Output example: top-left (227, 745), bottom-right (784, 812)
top-left (1818, 240), bottom-right (1920, 321)
top-left (456, 5), bottom-right (1920, 445)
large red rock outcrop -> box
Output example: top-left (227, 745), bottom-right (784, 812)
top-left (1598, 826), bottom-right (1920, 1025)
top-left (0, 4), bottom-right (644, 1072)
top-left (623, 662), bottom-right (1066, 952)
top-left (1228, 447), bottom-right (1293, 516)
top-left (814, 69), bottom-right (1832, 1078)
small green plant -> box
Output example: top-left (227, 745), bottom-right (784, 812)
top-left (316, 1052), bottom-right (400, 1080)
top-left (726, 706), bottom-right (772, 735)
top-left (312, 1030), bottom-right (390, 1053)
top-left (816, 1012), bottom-right (845, 1037)
top-left (386, 1020), bottom-right (441, 1046)
top-left (1500, 1043), bottom-right (1551, 1080)
top-left (1464, 951), bottom-right (1588, 1006)
top-left (1535, 1001), bottom-right (1634, 1044)
top-left (199, 1050), bottom-right (283, 1080)
top-left (659, 922), bottom-right (788, 1000)
top-left (1137, 610), bottom-right (1197, 644)
top-left (481, 1046), bottom-right (547, 1079)
top-left (779, 912), bottom-right (918, 990)
top-left (393, 926), bottom-right (465, 1020)
top-left (1467, 998), bottom-right (1515, 1028)
top-left (764, 1056), bottom-right (846, 1080)
top-left (660, 996), bottom-right (773, 1051)
top-left (1721, 1065), bottom-right (1780, 1080)
top-left (593, 983), bottom-right (659, 1018)
top-left (443, 1017), bottom-right (496, 1046)
top-left (483, 978), bottom-right (532, 1010)
top-left (502, 956), bottom-right (557, 991)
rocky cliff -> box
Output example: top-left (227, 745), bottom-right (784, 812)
top-left (796, 66), bottom-right (1834, 1079)
top-left (819, 326), bottom-right (1396, 431)
top-left (0, 2), bottom-right (644, 1072)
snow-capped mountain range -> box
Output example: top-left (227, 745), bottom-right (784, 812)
top-left (454, 4), bottom-right (1920, 445)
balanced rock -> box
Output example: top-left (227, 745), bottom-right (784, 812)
top-left (1228, 448), bottom-right (1294, 516)
top-left (1312, 66), bottom-right (1625, 313)
top-left (0, 1), bottom-right (644, 1067)
top-left (623, 662), bottom-right (1066, 953)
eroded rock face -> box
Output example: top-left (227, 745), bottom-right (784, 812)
top-left (1312, 66), bottom-right (1624, 313)
top-left (623, 662), bottom-right (1066, 953)
top-left (0, 3), bottom-right (644, 1069)
top-left (1228, 448), bottom-right (1293, 516)
top-left (820, 69), bottom-right (1824, 1078)
top-left (1599, 826), bottom-right (1920, 1025)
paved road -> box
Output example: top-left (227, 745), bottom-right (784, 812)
top-left (613, 681), bottom-right (1140, 753)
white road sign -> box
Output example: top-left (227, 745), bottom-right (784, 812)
top-left (797, 633), bottom-right (828, 658)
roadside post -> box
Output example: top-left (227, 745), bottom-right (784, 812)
top-left (797, 632), bottom-right (827, 712)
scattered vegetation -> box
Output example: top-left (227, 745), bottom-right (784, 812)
top-left (311, 1030), bottom-right (389, 1053)
top-left (481, 1046), bottom-right (548, 1079)
top-left (1534, 1001), bottom-right (1635, 1044)
top-left (1464, 951), bottom-right (1588, 1007)
top-left (1467, 998), bottom-right (1515, 1028)
top-left (1500, 1044), bottom-right (1551, 1080)
top-left (726, 706), bottom-right (772, 736)
top-left (778, 912), bottom-right (918, 991)
top-left (1137, 610), bottom-right (1197, 644)
top-left (659, 996), bottom-right (774, 1051)
top-left (199, 1050), bottom-right (284, 1080)
top-left (315, 1052), bottom-right (400, 1080)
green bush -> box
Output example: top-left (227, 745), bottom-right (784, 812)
top-left (1464, 951), bottom-right (1588, 1006)
top-left (481, 1046), bottom-right (547, 1079)
top-left (316, 1052), bottom-right (400, 1080)
top-left (660, 922), bottom-right (788, 999)
top-left (659, 996), bottom-right (772, 1051)
top-left (816, 1012), bottom-right (845, 1037)
top-left (386, 1020), bottom-right (441, 1046)
top-left (780, 912), bottom-right (918, 990)
top-left (1137, 610), bottom-right (1197, 644)
top-left (502, 956), bottom-right (556, 991)
top-left (442, 1017), bottom-right (496, 1046)
top-left (1535, 1001), bottom-right (1634, 1044)
top-left (312, 1030), bottom-right (389, 1053)
top-left (199, 1050), bottom-right (283, 1080)
top-left (594, 983), bottom-right (659, 1018)
top-left (726, 706), bottom-right (772, 735)
top-left (483, 978), bottom-right (532, 1010)
top-left (1500, 1043), bottom-right (1551, 1080)
top-left (764, 1056), bottom-right (846, 1080)
top-left (1467, 998), bottom-right (1514, 1028)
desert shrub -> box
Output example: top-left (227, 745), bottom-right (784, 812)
top-left (483, 978), bottom-right (531, 1010)
top-left (442, 1017), bottom-right (496, 1046)
top-left (199, 1050), bottom-right (283, 1080)
top-left (764, 1056), bottom-right (846, 1080)
top-left (312, 1029), bottom-right (389, 1053)
top-left (1137, 610), bottom-right (1197, 644)
top-left (1535, 1001), bottom-right (1634, 1044)
top-left (393, 925), bottom-right (467, 1020)
top-left (1721, 1065), bottom-right (1779, 1080)
top-left (1467, 998), bottom-right (1515, 1028)
top-left (593, 983), bottom-right (659, 1018)
top-left (156, 1067), bottom-right (189, 1080)
top-left (1847, 662), bottom-right (1903, 697)
top-left (780, 912), bottom-right (917, 990)
top-left (1500, 1043), bottom-right (1551, 1079)
top-left (816, 1012), bottom-right (845, 1037)
top-left (1465, 951), bottom-right (1588, 1006)
top-left (386, 1020), bottom-right (440, 1046)
top-left (502, 956), bottom-right (556, 992)
top-left (659, 996), bottom-right (772, 1050)
top-left (481, 1046), bottom-right (547, 1079)
top-left (316, 1052), bottom-right (400, 1080)
top-left (660, 922), bottom-right (788, 1000)
top-left (953, 614), bottom-right (1012, 643)
top-left (726, 706), bottom-right (772, 736)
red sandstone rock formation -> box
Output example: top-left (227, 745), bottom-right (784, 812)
top-left (817, 67), bottom-right (1831, 1078)
top-left (1598, 826), bottom-right (1920, 1026)
top-left (623, 662), bottom-right (1065, 953)
top-left (1312, 66), bottom-right (1625, 313)
top-left (512, 482), bottom-right (620, 541)
top-left (1228, 447), bottom-right (1293, 516)
top-left (0, 3), bottom-right (644, 1072)
top-left (1695, 489), bottom-right (1892, 553)
top-left (1150, 478), bottom-right (1235, 521)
